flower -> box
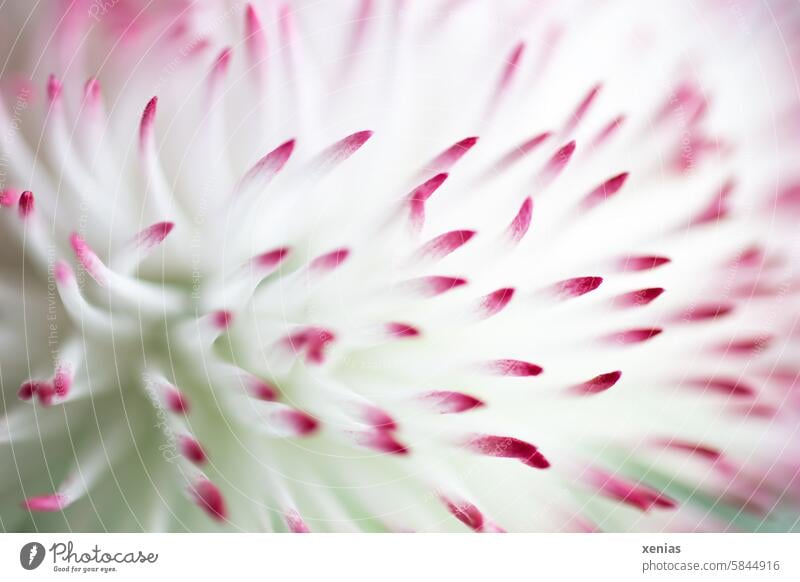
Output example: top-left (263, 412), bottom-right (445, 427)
top-left (1, 0), bottom-right (800, 532)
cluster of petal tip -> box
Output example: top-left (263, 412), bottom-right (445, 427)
top-left (2, 0), bottom-right (799, 532)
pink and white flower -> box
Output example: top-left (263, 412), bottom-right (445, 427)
top-left (1, 0), bottom-right (800, 531)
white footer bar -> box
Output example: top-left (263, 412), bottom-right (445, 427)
top-left (1, 533), bottom-right (796, 581)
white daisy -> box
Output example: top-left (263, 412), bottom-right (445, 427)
top-left (1, 0), bottom-right (799, 532)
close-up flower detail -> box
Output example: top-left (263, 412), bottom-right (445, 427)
top-left (1, 0), bottom-right (800, 532)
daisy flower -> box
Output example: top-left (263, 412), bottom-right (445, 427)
top-left (1, 0), bottom-right (800, 532)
